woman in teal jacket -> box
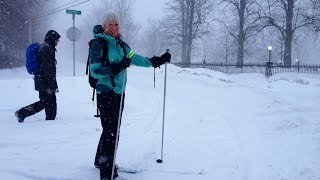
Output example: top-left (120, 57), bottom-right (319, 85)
top-left (90, 11), bottom-right (170, 180)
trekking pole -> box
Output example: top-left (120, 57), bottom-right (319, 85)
top-left (92, 89), bottom-right (100, 118)
top-left (92, 89), bottom-right (95, 101)
top-left (94, 100), bottom-right (100, 118)
top-left (111, 69), bottom-right (127, 180)
top-left (157, 49), bottom-right (169, 164)
top-left (154, 68), bottom-right (156, 88)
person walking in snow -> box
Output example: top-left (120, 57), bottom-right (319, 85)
top-left (90, 11), bottom-right (171, 180)
top-left (15, 30), bottom-right (61, 122)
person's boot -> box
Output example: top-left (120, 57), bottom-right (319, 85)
top-left (100, 165), bottom-right (120, 180)
top-left (100, 165), bottom-right (111, 180)
top-left (15, 111), bottom-right (25, 123)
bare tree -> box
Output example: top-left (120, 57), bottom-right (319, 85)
top-left (214, 25), bottom-right (237, 64)
top-left (258, 0), bottom-right (320, 66)
top-left (161, 0), bottom-right (214, 67)
top-left (220, 0), bottom-right (262, 67)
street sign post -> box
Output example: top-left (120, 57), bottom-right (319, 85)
top-left (66, 9), bottom-right (81, 76)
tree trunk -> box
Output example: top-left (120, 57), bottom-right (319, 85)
top-left (180, 0), bottom-right (188, 67)
top-left (283, 0), bottom-right (294, 67)
top-left (180, 0), bottom-right (195, 68)
top-left (185, 0), bottom-right (194, 67)
top-left (237, 0), bottom-right (246, 67)
top-left (181, 39), bottom-right (188, 67)
top-left (186, 36), bottom-right (192, 66)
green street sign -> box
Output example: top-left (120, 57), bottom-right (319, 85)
top-left (66, 9), bottom-right (81, 15)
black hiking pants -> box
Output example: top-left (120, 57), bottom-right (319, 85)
top-left (94, 91), bottom-right (124, 180)
top-left (17, 90), bottom-right (57, 120)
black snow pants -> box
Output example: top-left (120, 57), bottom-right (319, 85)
top-left (16, 90), bottom-right (57, 120)
top-left (94, 91), bottom-right (124, 180)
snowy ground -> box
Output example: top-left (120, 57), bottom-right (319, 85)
top-left (0, 64), bottom-right (320, 180)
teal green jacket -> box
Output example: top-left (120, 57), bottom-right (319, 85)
top-left (89, 33), bottom-right (152, 94)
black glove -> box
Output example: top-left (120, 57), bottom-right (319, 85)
top-left (111, 57), bottom-right (131, 75)
top-left (150, 52), bottom-right (171, 68)
top-left (161, 52), bottom-right (171, 63)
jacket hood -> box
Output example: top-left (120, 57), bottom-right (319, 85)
top-left (44, 30), bottom-right (61, 44)
top-left (93, 25), bottom-right (104, 38)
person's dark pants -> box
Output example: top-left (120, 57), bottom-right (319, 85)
top-left (95, 91), bottom-right (124, 180)
top-left (16, 90), bottom-right (57, 120)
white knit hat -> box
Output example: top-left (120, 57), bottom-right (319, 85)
top-left (102, 11), bottom-right (120, 29)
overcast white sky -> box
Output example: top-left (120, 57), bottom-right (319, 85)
top-left (44, 0), bottom-right (168, 39)
top-left (55, 0), bottom-right (167, 28)
top-left (132, 0), bottom-right (167, 25)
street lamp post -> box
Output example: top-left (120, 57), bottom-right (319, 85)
top-left (295, 59), bottom-right (300, 73)
top-left (265, 45), bottom-right (273, 78)
top-left (268, 45), bottom-right (272, 62)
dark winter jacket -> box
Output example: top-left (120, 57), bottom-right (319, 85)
top-left (34, 30), bottom-right (60, 91)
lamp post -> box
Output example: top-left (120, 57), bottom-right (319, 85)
top-left (295, 59), bottom-right (300, 73)
top-left (265, 45), bottom-right (273, 78)
top-left (268, 45), bottom-right (272, 62)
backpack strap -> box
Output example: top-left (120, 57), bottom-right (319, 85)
top-left (99, 38), bottom-right (115, 87)
top-left (117, 39), bottom-right (128, 57)
top-left (96, 38), bottom-right (109, 66)
top-left (86, 39), bottom-right (96, 75)
top-left (87, 38), bottom-right (110, 73)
